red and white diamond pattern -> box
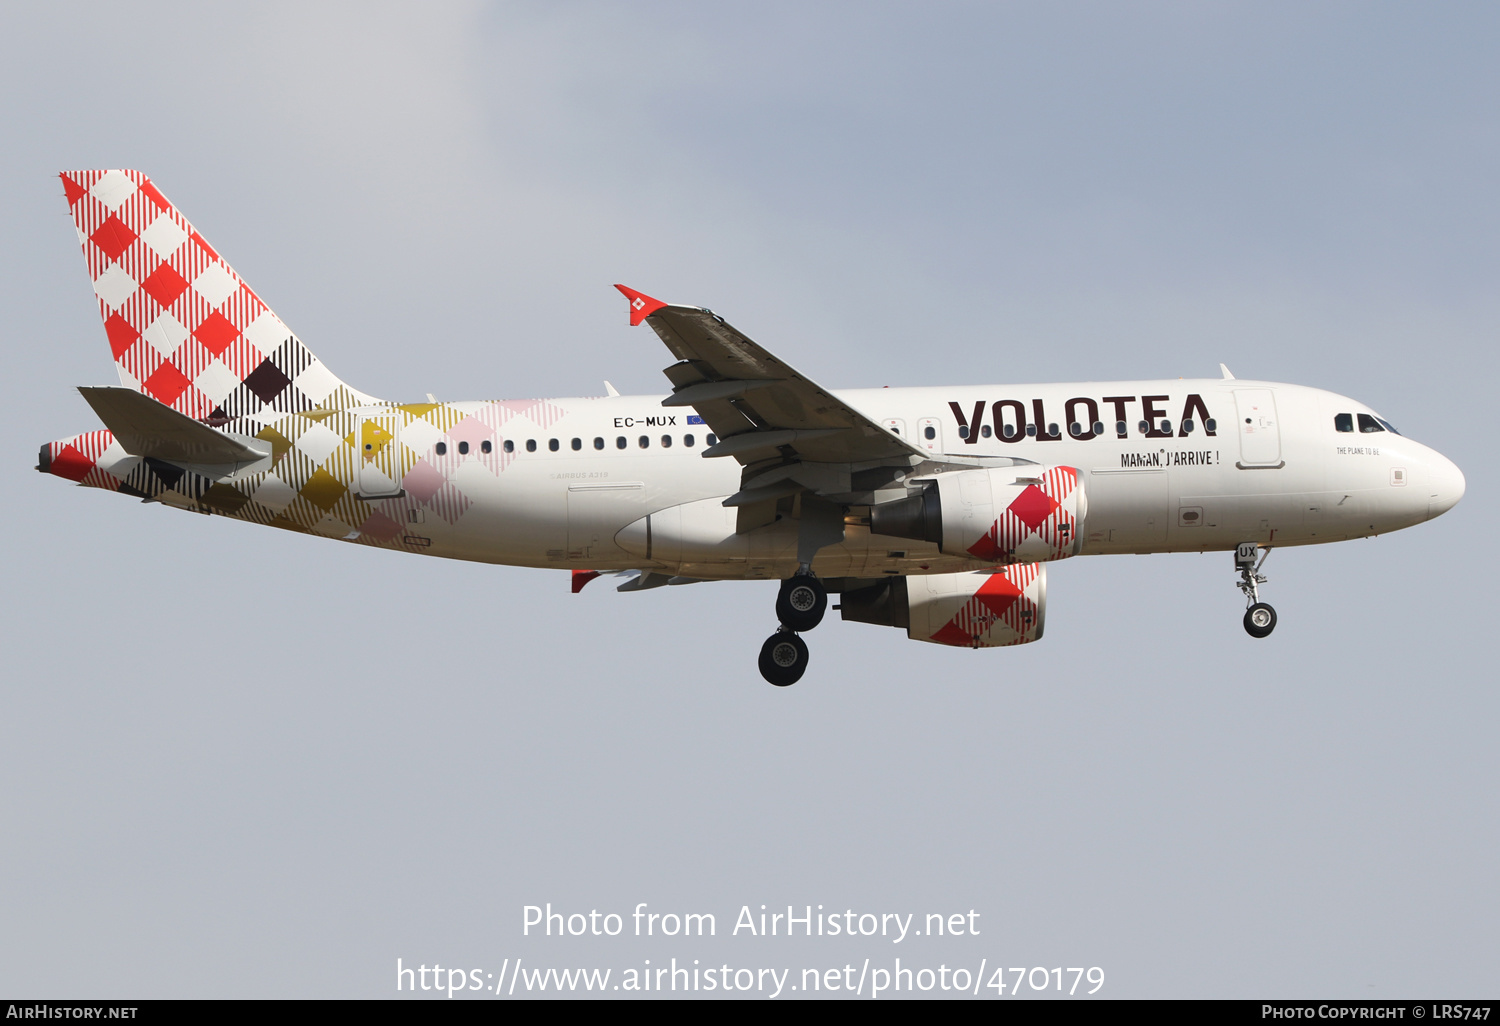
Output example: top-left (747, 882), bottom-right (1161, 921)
top-left (61, 169), bottom-right (368, 423)
top-left (927, 564), bottom-right (1043, 648)
top-left (966, 466), bottom-right (1080, 564)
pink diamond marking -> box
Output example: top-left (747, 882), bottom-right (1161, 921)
top-left (402, 459), bottom-right (447, 504)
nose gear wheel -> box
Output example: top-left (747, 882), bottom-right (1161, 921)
top-left (1234, 543), bottom-right (1277, 638)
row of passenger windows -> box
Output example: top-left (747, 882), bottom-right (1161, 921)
top-left (1335, 413), bottom-right (1399, 435)
top-left (950, 418), bottom-right (1217, 440)
top-left (434, 434), bottom-right (718, 456)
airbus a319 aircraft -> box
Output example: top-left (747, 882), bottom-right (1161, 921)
top-left (39, 170), bottom-right (1465, 685)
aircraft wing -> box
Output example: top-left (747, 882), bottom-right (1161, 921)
top-left (616, 285), bottom-right (926, 472)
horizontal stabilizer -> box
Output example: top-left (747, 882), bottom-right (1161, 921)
top-left (79, 386), bottom-right (269, 464)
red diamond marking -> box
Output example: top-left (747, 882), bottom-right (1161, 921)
top-left (140, 262), bottom-right (190, 308)
top-left (138, 179), bottom-right (169, 212)
top-left (60, 173), bottom-right (88, 207)
top-left (974, 572), bottom-right (1023, 616)
top-left (144, 360), bottom-right (191, 406)
top-left (50, 444), bottom-right (95, 482)
top-left (1007, 483), bottom-right (1058, 532)
top-left (930, 622), bottom-right (974, 647)
top-left (193, 310), bottom-right (240, 357)
top-left (103, 312), bottom-right (140, 360)
top-left (966, 529), bottom-right (1006, 563)
top-left (90, 213), bottom-right (138, 262)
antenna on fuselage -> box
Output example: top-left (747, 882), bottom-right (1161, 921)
top-left (1219, 364), bottom-right (1235, 380)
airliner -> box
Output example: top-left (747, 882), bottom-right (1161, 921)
top-left (39, 170), bottom-right (1465, 685)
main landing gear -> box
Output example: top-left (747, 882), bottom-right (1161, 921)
top-left (1235, 542), bottom-right (1277, 639)
top-left (759, 571), bottom-right (827, 686)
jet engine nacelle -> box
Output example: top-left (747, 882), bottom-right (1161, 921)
top-left (870, 465), bottom-right (1086, 564)
top-left (840, 565), bottom-right (1047, 648)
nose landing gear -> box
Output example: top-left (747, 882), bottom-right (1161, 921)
top-left (758, 570), bottom-right (828, 686)
top-left (1235, 542), bottom-right (1276, 638)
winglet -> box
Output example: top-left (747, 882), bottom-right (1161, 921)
top-left (614, 284), bottom-right (667, 326)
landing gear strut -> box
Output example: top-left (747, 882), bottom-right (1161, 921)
top-left (758, 570), bottom-right (827, 686)
top-left (1235, 542), bottom-right (1276, 639)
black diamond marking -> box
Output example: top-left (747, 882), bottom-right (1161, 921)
top-left (144, 458), bottom-right (185, 489)
top-left (243, 359), bottom-right (292, 404)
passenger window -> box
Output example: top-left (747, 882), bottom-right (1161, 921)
top-left (1115, 420), bottom-right (1127, 436)
top-left (684, 434), bottom-right (695, 447)
top-left (957, 425), bottom-right (969, 439)
top-left (549, 438), bottom-right (560, 451)
top-left (1003, 424), bottom-right (1016, 439)
top-left (981, 425), bottom-right (992, 438)
top-left (526, 439), bottom-right (536, 452)
top-left (435, 441), bottom-right (447, 455)
top-left (923, 425), bottom-right (936, 440)
top-left (1335, 413), bottom-right (1354, 432)
top-left (1092, 421), bottom-right (1104, 436)
top-left (616, 436), bottom-right (626, 449)
top-left (1358, 413), bottom-right (1384, 433)
top-left (1138, 420), bottom-right (1149, 434)
top-left (1159, 419), bottom-right (1171, 434)
top-left (1181, 419), bottom-right (1194, 434)
top-left (661, 434), bottom-right (672, 448)
top-left (458, 440), bottom-right (470, 455)
top-left (594, 437), bottom-right (604, 450)
top-left (1204, 418), bottom-right (1217, 432)
top-left (503, 440), bottom-right (514, 453)
top-left (571, 437), bottom-right (582, 451)
top-left (707, 433), bottom-right (717, 446)
top-left (1068, 422), bottom-right (1082, 437)
top-left (639, 435), bottom-right (649, 448)
top-left (481, 440), bottom-right (492, 454)
top-left (1025, 424), bottom-right (1037, 437)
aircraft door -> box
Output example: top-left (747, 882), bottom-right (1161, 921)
top-left (1234, 389), bottom-right (1282, 468)
top-left (567, 482), bottom-right (646, 561)
top-left (917, 417), bottom-right (942, 453)
top-left (356, 413), bottom-right (404, 498)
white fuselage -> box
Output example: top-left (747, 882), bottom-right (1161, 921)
top-left (367, 378), bottom-right (1464, 580)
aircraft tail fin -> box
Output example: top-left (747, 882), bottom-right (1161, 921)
top-left (59, 169), bottom-right (377, 423)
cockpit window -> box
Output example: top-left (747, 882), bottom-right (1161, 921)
top-left (1376, 417), bottom-right (1401, 435)
top-left (1357, 413), bottom-right (1384, 433)
top-left (1334, 413), bottom-right (1354, 433)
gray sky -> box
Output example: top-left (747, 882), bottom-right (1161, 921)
top-left (2, 1), bottom-right (1495, 999)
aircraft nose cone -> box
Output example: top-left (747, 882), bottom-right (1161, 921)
top-left (1426, 452), bottom-right (1465, 520)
